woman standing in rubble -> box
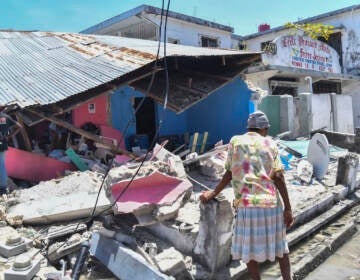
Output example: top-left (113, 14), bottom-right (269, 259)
top-left (0, 110), bottom-right (21, 195)
top-left (200, 111), bottom-right (294, 280)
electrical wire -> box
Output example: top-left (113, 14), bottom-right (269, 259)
top-left (42, 0), bottom-right (172, 261)
top-left (90, 0), bottom-right (172, 219)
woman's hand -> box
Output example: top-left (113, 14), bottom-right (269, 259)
top-left (284, 209), bottom-right (294, 229)
top-left (199, 191), bottom-right (215, 204)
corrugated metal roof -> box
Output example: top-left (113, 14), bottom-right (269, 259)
top-left (0, 31), bottom-right (260, 108)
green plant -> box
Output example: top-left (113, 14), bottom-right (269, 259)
top-left (284, 22), bottom-right (334, 40)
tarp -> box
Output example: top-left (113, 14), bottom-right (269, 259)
top-left (5, 147), bottom-right (76, 182)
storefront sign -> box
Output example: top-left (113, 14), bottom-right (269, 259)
top-left (262, 35), bottom-right (341, 74)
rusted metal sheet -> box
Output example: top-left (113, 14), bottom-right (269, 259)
top-left (0, 31), bottom-right (261, 110)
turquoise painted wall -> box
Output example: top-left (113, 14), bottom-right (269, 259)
top-left (258, 95), bottom-right (281, 137)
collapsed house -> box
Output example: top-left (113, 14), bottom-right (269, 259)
top-left (0, 30), bottom-right (359, 280)
top-left (0, 30), bottom-right (261, 181)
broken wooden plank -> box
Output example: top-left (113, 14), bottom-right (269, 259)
top-left (200, 132), bottom-right (209, 154)
top-left (177, 70), bottom-right (232, 82)
top-left (190, 133), bottom-right (199, 153)
top-left (175, 85), bottom-right (207, 97)
top-left (14, 112), bottom-right (32, 152)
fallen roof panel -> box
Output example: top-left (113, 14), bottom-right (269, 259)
top-left (0, 31), bottom-right (260, 110)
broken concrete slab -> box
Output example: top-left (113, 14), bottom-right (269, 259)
top-left (193, 197), bottom-right (233, 272)
top-left (105, 161), bottom-right (179, 187)
top-left (336, 152), bottom-right (359, 193)
top-left (7, 171), bottom-right (111, 225)
top-left (155, 247), bottom-right (187, 277)
top-left (147, 198), bottom-right (201, 256)
top-left (90, 232), bottom-right (171, 280)
top-left (199, 153), bottom-right (226, 180)
top-left (46, 223), bottom-right (88, 241)
top-left (47, 233), bottom-right (85, 262)
top-left (108, 171), bottom-right (192, 215)
top-left (154, 192), bottom-right (191, 222)
top-left (296, 160), bottom-right (313, 184)
top-left (153, 144), bottom-right (187, 179)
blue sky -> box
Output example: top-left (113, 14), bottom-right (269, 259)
top-left (1, 0), bottom-right (360, 35)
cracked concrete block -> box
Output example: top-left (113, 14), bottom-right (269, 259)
top-left (148, 222), bottom-right (196, 256)
top-left (155, 247), bottom-right (186, 276)
top-left (296, 160), bottom-right (313, 184)
top-left (47, 233), bottom-right (84, 262)
top-left (193, 197), bottom-right (233, 272)
top-left (199, 154), bottom-right (226, 180)
top-left (153, 144), bottom-right (187, 179)
top-left (4, 257), bottom-right (41, 280)
top-left (332, 185), bottom-right (348, 202)
top-left (154, 192), bottom-right (191, 222)
top-left (336, 153), bottom-right (359, 193)
top-left (90, 233), bottom-right (171, 280)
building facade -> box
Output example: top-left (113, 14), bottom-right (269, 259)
top-left (239, 5), bottom-right (360, 131)
top-left (82, 5), bottom-right (234, 49)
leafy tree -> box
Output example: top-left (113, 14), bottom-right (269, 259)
top-left (284, 22), bottom-right (334, 40)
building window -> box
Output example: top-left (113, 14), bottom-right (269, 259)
top-left (88, 103), bottom-right (96, 114)
top-left (238, 42), bottom-right (247, 50)
top-left (261, 41), bottom-right (272, 51)
top-left (318, 32), bottom-right (342, 66)
top-left (168, 37), bottom-right (180, 44)
top-left (200, 36), bottom-right (218, 47)
top-left (269, 77), bottom-right (298, 96)
top-left (261, 40), bottom-right (277, 54)
top-left (313, 80), bottom-right (342, 94)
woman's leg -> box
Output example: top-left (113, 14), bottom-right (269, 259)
top-left (246, 260), bottom-right (261, 280)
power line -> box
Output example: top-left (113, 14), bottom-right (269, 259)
top-left (42, 0), bottom-right (172, 263)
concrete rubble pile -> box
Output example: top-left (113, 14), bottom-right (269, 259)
top-left (0, 135), bottom-right (359, 280)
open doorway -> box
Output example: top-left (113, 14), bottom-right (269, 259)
top-left (134, 97), bottom-right (156, 145)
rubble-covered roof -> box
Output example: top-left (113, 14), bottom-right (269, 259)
top-left (81, 4), bottom-right (234, 34)
top-left (0, 31), bottom-right (261, 111)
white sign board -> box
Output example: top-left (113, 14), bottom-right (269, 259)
top-left (263, 35), bottom-right (341, 74)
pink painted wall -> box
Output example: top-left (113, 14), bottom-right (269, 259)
top-left (72, 95), bottom-right (109, 128)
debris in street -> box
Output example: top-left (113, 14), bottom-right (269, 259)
top-left (4, 255), bottom-right (41, 280)
top-left (7, 171), bottom-right (110, 224)
top-left (296, 160), bottom-right (313, 184)
top-left (90, 232), bottom-right (171, 280)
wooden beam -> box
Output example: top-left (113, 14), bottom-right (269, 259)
top-left (130, 85), bottom-right (180, 112)
top-left (25, 109), bottom-right (137, 159)
top-left (14, 112), bottom-right (32, 152)
top-left (234, 55), bottom-right (261, 66)
top-left (177, 70), bottom-right (232, 82)
top-left (175, 84), bottom-right (208, 97)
